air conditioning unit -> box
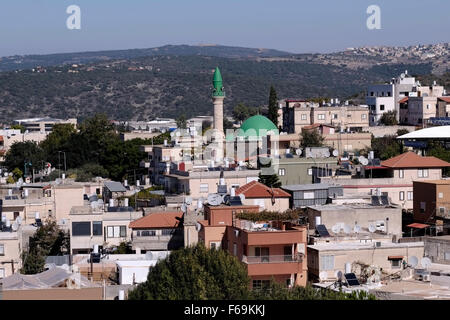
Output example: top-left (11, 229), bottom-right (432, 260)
top-left (422, 274), bottom-right (431, 282)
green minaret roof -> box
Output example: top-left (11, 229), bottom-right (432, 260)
top-left (212, 67), bottom-right (225, 97)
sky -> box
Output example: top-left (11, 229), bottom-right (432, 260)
top-left (0, 0), bottom-right (449, 57)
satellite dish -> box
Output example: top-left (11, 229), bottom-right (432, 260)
top-left (12, 222), bottom-right (18, 231)
top-left (400, 73), bottom-right (405, 79)
top-left (409, 256), bottom-right (419, 268)
top-left (319, 271), bottom-right (328, 281)
top-left (331, 224), bottom-right (340, 233)
top-left (361, 158), bottom-right (369, 166)
top-left (368, 224), bottom-right (376, 233)
top-left (185, 197), bottom-right (192, 205)
top-left (296, 149), bottom-right (302, 156)
top-left (358, 156), bottom-right (365, 163)
top-left (207, 193), bottom-right (223, 206)
top-left (55, 178), bottom-right (62, 185)
top-left (324, 150), bottom-right (331, 158)
top-left (15, 216), bottom-right (22, 225)
top-left (420, 257), bottom-right (432, 269)
top-left (332, 150), bottom-right (339, 157)
top-left (195, 222), bottom-right (202, 232)
top-left (336, 270), bottom-right (343, 280)
top-left (354, 225), bottom-right (361, 233)
top-left (343, 225), bottom-right (351, 234)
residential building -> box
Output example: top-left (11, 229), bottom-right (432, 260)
top-left (120, 131), bottom-right (160, 142)
top-left (320, 152), bottom-right (450, 210)
top-left (282, 184), bottom-right (343, 209)
top-left (308, 241), bottom-right (424, 282)
top-left (69, 205), bottom-right (143, 254)
top-left (424, 236), bottom-right (450, 264)
top-left (0, 230), bottom-right (21, 279)
top-left (306, 203), bottom-right (403, 240)
top-left (129, 212), bottom-right (184, 252)
top-left (413, 180), bottom-right (450, 229)
top-left (235, 181), bottom-right (290, 212)
top-left (103, 181), bottom-right (127, 205)
top-left (13, 117), bottom-right (77, 133)
top-left (437, 97), bottom-right (450, 118)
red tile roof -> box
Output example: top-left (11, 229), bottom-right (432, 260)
top-left (438, 97), bottom-right (450, 103)
top-left (129, 212), bottom-right (183, 229)
top-left (235, 180), bottom-right (290, 199)
top-left (381, 152), bottom-right (450, 169)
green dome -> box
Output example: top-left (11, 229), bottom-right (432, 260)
top-left (238, 115), bottom-right (278, 138)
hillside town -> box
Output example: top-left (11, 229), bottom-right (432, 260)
top-left (0, 66), bottom-right (450, 301)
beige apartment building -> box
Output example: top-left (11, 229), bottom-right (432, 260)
top-left (320, 152), bottom-right (450, 210)
top-left (164, 169), bottom-right (260, 209)
top-left (0, 231), bottom-right (21, 279)
top-left (308, 241), bottom-right (424, 281)
top-left (69, 206), bottom-right (143, 254)
top-left (282, 100), bottom-right (369, 134)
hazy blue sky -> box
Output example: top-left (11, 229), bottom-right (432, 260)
top-left (1, 0), bottom-right (449, 57)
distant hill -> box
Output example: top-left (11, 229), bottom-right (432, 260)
top-left (0, 52), bottom-right (436, 123)
top-left (0, 45), bottom-right (293, 72)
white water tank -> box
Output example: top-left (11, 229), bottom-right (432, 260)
top-left (315, 216), bottom-right (321, 226)
top-left (124, 198), bottom-right (129, 207)
top-left (62, 173), bottom-right (66, 180)
top-left (124, 180), bottom-right (128, 187)
top-left (230, 187), bottom-right (236, 197)
top-left (109, 199), bottom-right (115, 207)
top-left (197, 199), bottom-right (203, 210)
top-left (345, 262), bottom-right (352, 274)
top-left (119, 290), bottom-right (125, 300)
top-left (136, 180), bottom-right (140, 187)
top-left (5, 220), bottom-right (11, 228)
top-left (93, 245), bottom-right (99, 254)
top-left (35, 212), bottom-right (40, 220)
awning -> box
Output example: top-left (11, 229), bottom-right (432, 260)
top-left (407, 223), bottom-right (430, 229)
top-left (388, 256), bottom-right (404, 260)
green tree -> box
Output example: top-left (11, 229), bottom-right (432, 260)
top-left (369, 135), bottom-right (404, 160)
top-left (396, 128), bottom-right (409, 137)
top-left (10, 124), bottom-right (25, 133)
top-left (4, 141), bottom-right (46, 174)
top-left (176, 114), bottom-right (187, 129)
top-left (128, 244), bottom-right (251, 300)
top-left (12, 167), bottom-right (23, 181)
top-left (267, 86), bottom-right (279, 125)
top-left (223, 117), bottom-right (234, 131)
top-left (300, 129), bottom-right (325, 148)
top-left (232, 103), bottom-right (258, 124)
top-left (258, 172), bottom-right (282, 188)
top-left (40, 123), bottom-right (77, 166)
top-left (21, 220), bottom-right (70, 275)
top-left (379, 111), bottom-right (398, 126)
top-left (427, 141), bottom-right (450, 176)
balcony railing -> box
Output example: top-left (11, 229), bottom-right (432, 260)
top-left (242, 253), bottom-right (303, 264)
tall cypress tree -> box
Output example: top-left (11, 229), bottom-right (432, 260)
top-left (268, 86), bottom-right (279, 125)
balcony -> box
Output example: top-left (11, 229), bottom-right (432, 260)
top-left (242, 253), bottom-right (304, 276)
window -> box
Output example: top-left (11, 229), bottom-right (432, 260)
top-left (304, 191), bottom-right (315, 199)
top-left (445, 252), bottom-right (450, 261)
top-left (233, 243), bottom-right (237, 256)
top-left (252, 280), bottom-right (270, 290)
top-left (92, 221), bottom-right (102, 236)
top-left (370, 92), bottom-right (374, 96)
top-left (308, 168), bottom-right (313, 176)
top-left (426, 104), bottom-right (430, 110)
top-left (72, 222), bottom-right (91, 236)
top-left (362, 114), bottom-right (367, 120)
top-left (0, 268), bottom-right (4, 279)
top-left (301, 114), bottom-right (307, 120)
top-left (418, 169), bottom-right (428, 178)
top-left (399, 191), bottom-right (405, 201)
top-left (210, 241), bottom-right (221, 250)
top-left (162, 229), bottom-right (175, 236)
top-left (407, 191), bottom-right (413, 200)
top-left (107, 226), bottom-right (127, 238)
top-left (440, 207), bottom-right (445, 214)
top-left (200, 183), bottom-right (209, 193)
top-left (391, 259), bottom-right (401, 269)
top-left (140, 230), bottom-right (156, 237)
top-left (420, 202), bottom-right (426, 213)
top-left (332, 114), bottom-right (338, 119)
top-left (278, 168), bottom-right (286, 176)
top-left (439, 192), bottom-right (444, 199)
top-left (380, 105), bottom-right (385, 111)
top-left (255, 247), bottom-right (269, 262)
top-left (0, 244), bottom-right (4, 256)
top-left (399, 169), bottom-right (404, 178)
top-left (318, 114), bottom-right (325, 120)
top-left (320, 255), bottom-right (334, 271)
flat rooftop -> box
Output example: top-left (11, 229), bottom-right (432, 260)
top-left (308, 241), bottom-right (424, 252)
top-left (307, 203), bottom-right (398, 211)
top-left (414, 180), bottom-right (450, 185)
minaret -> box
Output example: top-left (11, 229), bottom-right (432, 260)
top-left (212, 67), bottom-right (225, 134)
